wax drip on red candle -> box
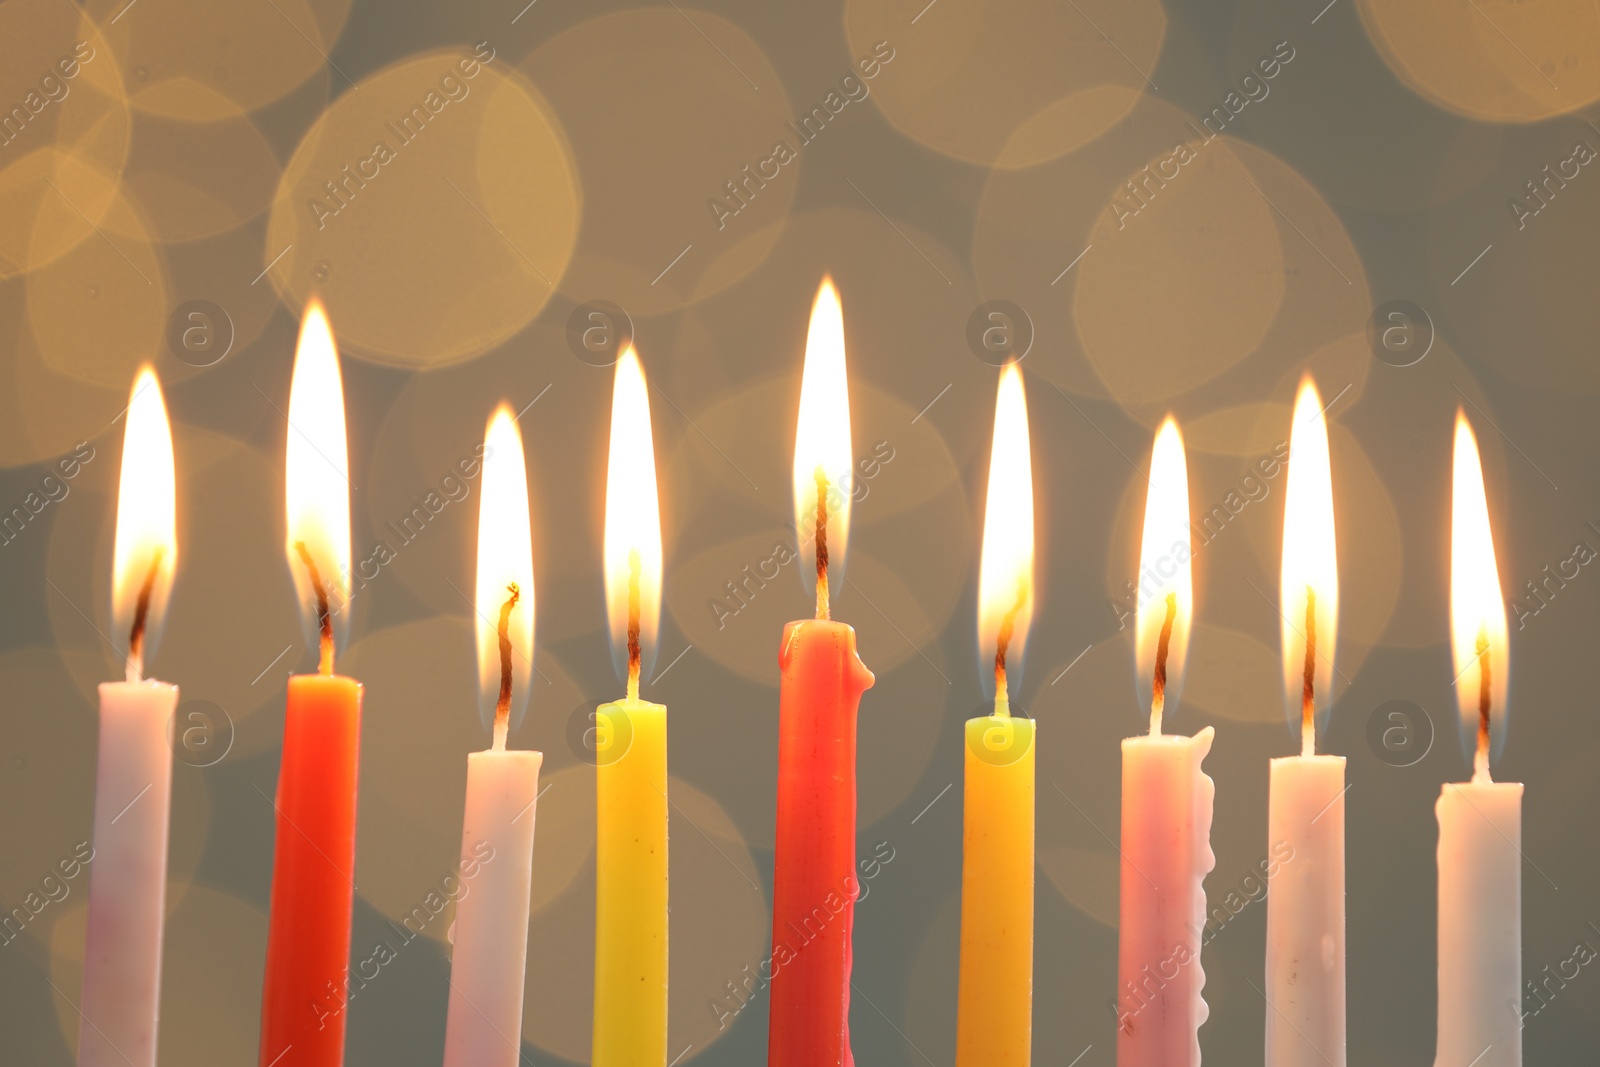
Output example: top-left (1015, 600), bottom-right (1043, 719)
top-left (492, 582), bottom-right (520, 751)
top-left (1301, 585), bottom-right (1317, 758)
top-left (627, 549), bottom-right (643, 703)
top-left (992, 578), bottom-right (1029, 719)
top-left (125, 549), bottom-right (164, 683)
top-left (294, 540), bottom-right (336, 675)
top-left (813, 466), bottom-right (830, 621)
top-left (1474, 625), bottom-right (1492, 783)
top-left (1149, 591), bottom-right (1178, 736)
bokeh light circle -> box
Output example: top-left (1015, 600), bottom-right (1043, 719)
top-left (0, 0), bottom-right (131, 280)
top-left (521, 9), bottom-right (796, 316)
top-left (27, 187), bottom-right (168, 389)
top-left (1357, 0), bottom-right (1600, 123)
top-left (83, 0), bottom-right (354, 121)
top-left (1073, 131), bottom-right (1285, 407)
top-left (266, 49), bottom-right (579, 367)
top-left (845, 0), bottom-right (1166, 166)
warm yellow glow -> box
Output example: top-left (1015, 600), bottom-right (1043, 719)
top-left (976, 364), bottom-right (1035, 708)
top-left (603, 346), bottom-right (663, 689)
top-left (1279, 377), bottom-right (1339, 751)
top-left (475, 405), bottom-right (536, 739)
top-left (1450, 411), bottom-right (1509, 781)
top-left (1134, 416), bottom-right (1193, 732)
top-left (792, 276), bottom-right (853, 603)
top-left (285, 299), bottom-right (352, 654)
top-left (112, 366), bottom-right (177, 679)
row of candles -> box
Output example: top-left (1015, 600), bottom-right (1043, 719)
top-left (70, 278), bottom-right (1520, 1067)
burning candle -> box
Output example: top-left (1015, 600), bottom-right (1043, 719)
top-left (592, 347), bottom-right (668, 1066)
top-left (767, 277), bottom-right (875, 1067)
top-left (442, 405), bottom-right (542, 1067)
top-left (77, 367), bottom-right (178, 1067)
top-left (1267, 377), bottom-right (1346, 1067)
top-left (259, 301), bottom-right (363, 1067)
top-left (955, 364), bottom-right (1036, 1066)
top-left (1436, 411), bottom-right (1520, 1067)
top-left (1116, 417), bottom-right (1214, 1067)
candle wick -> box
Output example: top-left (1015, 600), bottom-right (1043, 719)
top-left (627, 549), bottom-right (642, 703)
top-left (992, 577), bottom-right (1028, 719)
top-left (295, 541), bottom-right (336, 675)
top-left (814, 466), bottom-right (830, 621)
top-left (1473, 626), bottom-right (1492, 784)
top-left (1301, 585), bottom-right (1317, 758)
top-left (125, 549), bottom-right (163, 683)
top-left (1149, 591), bottom-right (1177, 736)
top-left (493, 582), bottom-right (520, 751)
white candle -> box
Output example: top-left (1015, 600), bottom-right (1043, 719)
top-left (1437, 411), bottom-right (1519, 1067)
top-left (1265, 756), bottom-right (1345, 1066)
top-left (1267, 377), bottom-right (1345, 1067)
top-left (78, 682), bottom-right (176, 1067)
top-left (1118, 419), bottom-right (1214, 1067)
top-left (442, 403), bottom-right (541, 1067)
top-left (77, 367), bottom-right (179, 1067)
top-left (1435, 781), bottom-right (1521, 1067)
top-left (443, 749), bottom-right (541, 1067)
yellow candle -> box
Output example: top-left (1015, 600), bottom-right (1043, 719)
top-left (594, 692), bottom-right (667, 1065)
top-left (956, 364), bottom-right (1035, 1065)
top-left (957, 712), bottom-right (1035, 1065)
top-left (593, 345), bottom-right (668, 1066)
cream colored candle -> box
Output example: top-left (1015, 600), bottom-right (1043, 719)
top-left (1265, 756), bottom-right (1345, 1066)
top-left (1117, 418), bottom-right (1214, 1067)
top-left (79, 682), bottom-right (177, 1067)
top-left (1435, 782), bottom-right (1521, 1067)
top-left (1435, 411), bottom-right (1520, 1067)
top-left (1266, 377), bottom-right (1345, 1067)
top-left (78, 367), bottom-right (179, 1067)
top-left (442, 404), bottom-right (542, 1067)
top-left (443, 748), bottom-right (541, 1067)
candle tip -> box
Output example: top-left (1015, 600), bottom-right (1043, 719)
top-left (627, 549), bottom-right (643, 700)
top-left (1149, 591), bottom-right (1178, 734)
top-left (125, 550), bottom-right (163, 683)
top-left (494, 582), bottom-right (520, 742)
top-left (295, 540), bottom-right (337, 674)
top-left (1473, 625), bottom-right (1492, 780)
top-left (1301, 584), bottom-right (1317, 756)
top-left (814, 466), bottom-right (831, 620)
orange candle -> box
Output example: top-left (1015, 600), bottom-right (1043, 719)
top-left (259, 301), bottom-right (363, 1067)
top-left (768, 278), bottom-right (875, 1067)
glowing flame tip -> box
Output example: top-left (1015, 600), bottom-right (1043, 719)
top-left (112, 365), bottom-right (177, 679)
top-left (604, 347), bottom-right (662, 688)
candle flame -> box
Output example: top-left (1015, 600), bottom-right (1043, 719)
top-left (1134, 417), bottom-right (1193, 734)
top-left (792, 276), bottom-right (853, 617)
top-left (977, 365), bottom-right (1034, 715)
top-left (1450, 411), bottom-right (1508, 782)
top-left (604, 346), bottom-right (662, 699)
top-left (476, 405), bottom-right (536, 748)
top-left (1279, 377), bottom-right (1339, 755)
top-left (285, 299), bottom-right (352, 670)
top-left (112, 366), bottom-right (177, 682)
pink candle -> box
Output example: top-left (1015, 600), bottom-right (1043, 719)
top-left (1116, 418), bottom-right (1215, 1067)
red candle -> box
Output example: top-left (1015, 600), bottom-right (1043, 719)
top-left (768, 278), bottom-right (875, 1067)
top-left (260, 300), bottom-right (363, 1067)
